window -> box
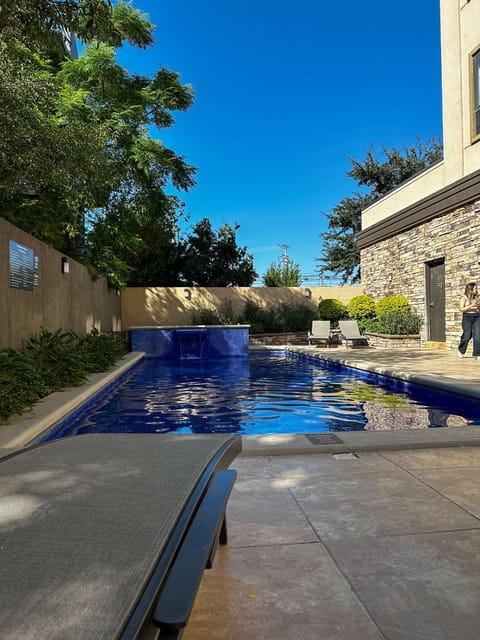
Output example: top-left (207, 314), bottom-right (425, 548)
top-left (473, 48), bottom-right (480, 140)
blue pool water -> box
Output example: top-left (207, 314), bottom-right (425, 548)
top-left (38, 351), bottom-right (480, 441)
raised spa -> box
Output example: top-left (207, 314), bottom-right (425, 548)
top-left (130, 325), bottom-right (250, 359)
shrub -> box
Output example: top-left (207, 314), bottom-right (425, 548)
top-left (347, 295), bottom-right (376, 319)
top-left (375, 295), bottom-right (410, 320)
top-left (274, 303), bottom-right (317, 332)
top-left (357, 317), bottom-right (382, 333)
top-left (1, 328), bottom-right (127, 424)
top-left (377, 310), bottom-right (422, 335)
top-left (191, 305), bottom-right (225, 325)
top-left (0, 349), bottom-right (44, 424)
top-left (76, 329), bottom-right (126, 372)
top-left (238, 300), bottom-right (280, 333)
top-left (22, 328), bottom-right (88, 394)
top-left (317, 299), bottom-right (347, 327)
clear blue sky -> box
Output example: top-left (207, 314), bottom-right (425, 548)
top-left (118, 0), bottom-right (443, 285)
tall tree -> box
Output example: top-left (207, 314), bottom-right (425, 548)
top-left (263, 260), bottom-right (302, 286)
top-left (318, 138), bottom-right (443, 283)
top-left (0, 1), bottom-right (196, 285)
top-left (179, 219), bottom-right (257, 286)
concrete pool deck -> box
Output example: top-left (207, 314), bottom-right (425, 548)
top-left (2, 346), bottom-right (480, 638)
top-left (185, 347), bottom-right (480, 640)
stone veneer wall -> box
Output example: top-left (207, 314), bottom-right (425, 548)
top-left (360, 202), bottom-right (480, 351)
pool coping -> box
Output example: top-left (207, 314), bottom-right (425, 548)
top-left (2, 347), bottom-right (480, 458)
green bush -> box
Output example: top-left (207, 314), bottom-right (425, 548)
top-left (76, 329), bottom-right (126, 372)
top-left (377, 310), bottom-right (422, 335)
top-left (0, 328), bottom-right (127, 424)
top-left (347, 295), bottom-right (376, 319)
top-left (237, 300), bottom-right (276, 333)
top-left (191, 305), bottom-right (225, 325)
top-left (357, 317), bottom-right (382, 333)
top-left (375, 295), bottom-right (410, 320)
top-left (22, 328), bottom-right (88, 394)
top-left (316, 299), bottom-right (347, 327)
top-left (0, 350), bottom-right (44, 424)
top-left (274, 303), bottom-right (317, 332)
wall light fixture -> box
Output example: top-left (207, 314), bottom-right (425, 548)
top-left (61, 257), bottom-right (70, 274)
top-left (183, 288), bottom-right (191, 299)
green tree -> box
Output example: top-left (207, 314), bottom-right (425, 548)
top-left (263, 260), bottom-right (302, 286)
top-left (179, 219), bottom-right (257, 286)
top-left (0, 1), bottom-right (196, 286)
top-left (318, 138), bottom-right (443, 283)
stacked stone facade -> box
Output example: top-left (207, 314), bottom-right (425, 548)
top-left (361, 201), bottom-right (480, 350)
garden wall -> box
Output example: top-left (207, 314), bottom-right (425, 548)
top-left (0, 218), bottom-right (121, 349)
top-left (121, 285), bottom-right (364, 329)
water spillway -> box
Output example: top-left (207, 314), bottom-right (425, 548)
top-left (130, 325), bottom-right (250, 359)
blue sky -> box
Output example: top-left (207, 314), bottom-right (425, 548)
top-left (118, 0), bottom-right (443, 285)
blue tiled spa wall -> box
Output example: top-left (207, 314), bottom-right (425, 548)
top-left (130, 325), bottom-right (250, 359)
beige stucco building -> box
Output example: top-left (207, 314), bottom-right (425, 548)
top-left (358, 0), bottom-right (480, 350)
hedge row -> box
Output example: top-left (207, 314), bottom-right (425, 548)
top-left (0, 329), bottom-right (126, 424)
top-left (317, 294), bottom-right (422, 334)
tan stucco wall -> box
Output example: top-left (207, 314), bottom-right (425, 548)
top-left (1, 218), bottom-right (121, 349)
top-left (121, 285), bottom-right (364, 329)
top-left (362, 0), bottom-right (480, 231)
top-left (361, 200), bottom-right (480, 350)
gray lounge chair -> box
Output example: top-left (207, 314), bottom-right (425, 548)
top-left (307, 320), bottom-right (331, 346)
top-left (339, 320), bottom-right (369, 348)
top-left (0, 433), bottom-right (241, 639)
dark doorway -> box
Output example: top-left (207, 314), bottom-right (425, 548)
top-left (426, 259), bottom-right (446, 342)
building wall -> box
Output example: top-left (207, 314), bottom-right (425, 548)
top-left (0, 218), bottom-right (121, 349)
top-left (362, 0), bottom-right (480, 231)
top-left (121, 285), bottom-right (364, 329)
top-left (361, 201), bottom-right (480, 349)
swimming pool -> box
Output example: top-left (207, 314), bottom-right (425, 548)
top-left (36, 351), bottom-right (480, 442)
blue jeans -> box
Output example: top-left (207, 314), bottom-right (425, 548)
top-left (459, 314), bottom-right (480, 356)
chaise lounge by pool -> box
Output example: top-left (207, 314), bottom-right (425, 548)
top-left (0, 433), bottom-right (241, 639)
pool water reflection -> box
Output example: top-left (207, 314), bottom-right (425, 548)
top-left (39, 352), bottom-right (480, 440)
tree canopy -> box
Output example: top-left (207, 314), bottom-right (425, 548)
top-left (0, 0), bottom-right (215, 287)
top-left (263, 260), bottom-right (302, 287)
top-left (318, 138), bottom-right (443, 283)
top-left (179, 219), bottom-right (257, 287)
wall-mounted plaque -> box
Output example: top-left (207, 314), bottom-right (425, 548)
top-left (9, 240), bottom-right (34, 291)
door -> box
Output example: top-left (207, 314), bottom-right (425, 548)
top-left (426, 260), bottom-right (446, 342)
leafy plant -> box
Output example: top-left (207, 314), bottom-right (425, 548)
top-left (191, 305), bottom-right (225, 325)
top-left (238, 300), bottom-right (279, 334)
top-left (0, 328), bottom-right (127, 424)
top-left (316, 299), bottom-right (347, 326)
top-left (377, 310), bottom-right (422, 335)
top-left (357, 317), bottom-right (382, 333)
top-left (375, 295), bottom-right (410, 319)
top-left (0, 350), bottom-right (44, 424)
top-left (263, 260), bottom-right (301, 286)
top-left (274, 303), bottom-right (316, 332)
top-left (347, 294), bottom-right (376, 319)
top-left (22, 328), bottom-right (88, 394)
top-left (76, 329), bottom-right (126, 372)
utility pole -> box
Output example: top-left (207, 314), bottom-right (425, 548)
top-left (277, 243), bottom-right (290, 266)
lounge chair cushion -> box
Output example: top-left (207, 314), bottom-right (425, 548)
top-left (0, 433), bottom-right (240, 640)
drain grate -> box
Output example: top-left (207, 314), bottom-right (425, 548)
top-left (305, 433), bottom-right (345, 445)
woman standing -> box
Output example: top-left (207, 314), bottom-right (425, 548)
top-left (458, 282), bottom-right (480, 358)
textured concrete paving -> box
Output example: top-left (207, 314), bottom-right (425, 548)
top-left (184, 346), bottom-right (480, 640)
top-left (185, 447), bottom-right (480, 640)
